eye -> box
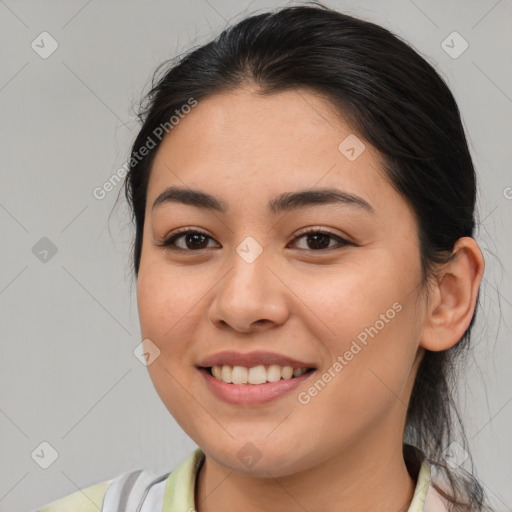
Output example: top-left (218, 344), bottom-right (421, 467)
top-left (288, 228), bottom-right (351, 251)
top-left (156, 228), bottom-right (219, 251)
top-left (155, 227), bottom-right (352, 253)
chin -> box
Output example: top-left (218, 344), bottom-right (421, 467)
top-left (199, 435), bottom-right (314, 478)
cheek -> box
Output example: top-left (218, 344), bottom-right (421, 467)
top-left (297, 313), bottom-right (419, 446)
top-left (137, 264), bottom-right (206, 345)
top-left (137, 269), bottom-right (199, 425)
top-left (294, 256), bottom-right (408, 347)
top-left (297, 255), bottom-right (420, 411)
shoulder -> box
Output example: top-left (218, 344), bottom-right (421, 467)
top-left (405, 449), bottom-right (451, 512)
top-left (35, 478), bottom-right (113, 512)
top-left (33, 467), bottom-right (172, 512)
top-left (35, 449), bottom-right (204, 512)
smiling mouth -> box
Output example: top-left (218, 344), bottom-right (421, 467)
top-left (202, 364), bottom-right (316, 385)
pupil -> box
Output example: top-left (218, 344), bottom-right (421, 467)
top-left (187, 233), bottom-right (207, 249)
top-left (308, 234), bottom-right (329, 250)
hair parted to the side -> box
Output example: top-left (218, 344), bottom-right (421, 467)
top-left (120, 3), bottom-right (492, 510)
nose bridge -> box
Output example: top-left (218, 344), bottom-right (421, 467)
top-left (236, 235), bottom-right (266, 266)
top-left (225, 234), bottom-right (272, 302)
top-left (209, 234), bottom-right (288, 331)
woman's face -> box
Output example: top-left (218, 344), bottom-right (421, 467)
top-left (137, 86), bottom-right (427, 477)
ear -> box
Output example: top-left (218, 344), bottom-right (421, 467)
top-left (420, 237), bottom-right (485, 352)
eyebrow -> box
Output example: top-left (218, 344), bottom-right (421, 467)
top-left (152, 186), bottom-right (375, 215)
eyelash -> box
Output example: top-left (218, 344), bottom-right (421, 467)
top-left (155, 227), bottom-right (353, 253)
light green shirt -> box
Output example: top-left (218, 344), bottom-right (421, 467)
top-left (36, 447), bottom-right (447, 511)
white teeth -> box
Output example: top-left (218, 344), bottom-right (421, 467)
top-left (267, 364), bottom-right (282, 382)
top-left (212, 365), bottom-right (222, 379)
top-left (231, 366), bottom-right (248, 384)
top-left (221, 365), bottom-right (232, 383)
top-left (209, 364), bottom-right (310, 385)
top-left (281, 366), bottom-right (293, 379)
top-left (293, 368), bottom-right (306, 377)
top-left (248, 365), bottom-right (267, 384)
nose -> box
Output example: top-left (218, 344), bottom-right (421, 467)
top-left (207, 242), bottom-right (290, 334)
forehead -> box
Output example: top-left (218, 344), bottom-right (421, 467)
top-left (154, 86), bottom-right (353, 161)
top-left (146, 87), bottom-right (403, 220)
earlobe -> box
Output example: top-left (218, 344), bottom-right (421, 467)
top-left (420, 237), bottom-right (485, 352)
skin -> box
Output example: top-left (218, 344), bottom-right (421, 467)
top-left (136, 86), bottom-right (485, 512)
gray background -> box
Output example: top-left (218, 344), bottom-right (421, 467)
top-left (0, 1), bottom-right (511, 511)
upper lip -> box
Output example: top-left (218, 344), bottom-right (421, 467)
top-left (197, 350), bottom-right (316, 369)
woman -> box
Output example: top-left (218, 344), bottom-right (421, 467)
top-left (36, 3), bottom-right (493, 511)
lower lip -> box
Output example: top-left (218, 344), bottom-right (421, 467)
top-left (199, 368), bottom-right (316, 406)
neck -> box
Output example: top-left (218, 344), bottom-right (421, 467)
top-left (195, 432), bottom-right (416, 512)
